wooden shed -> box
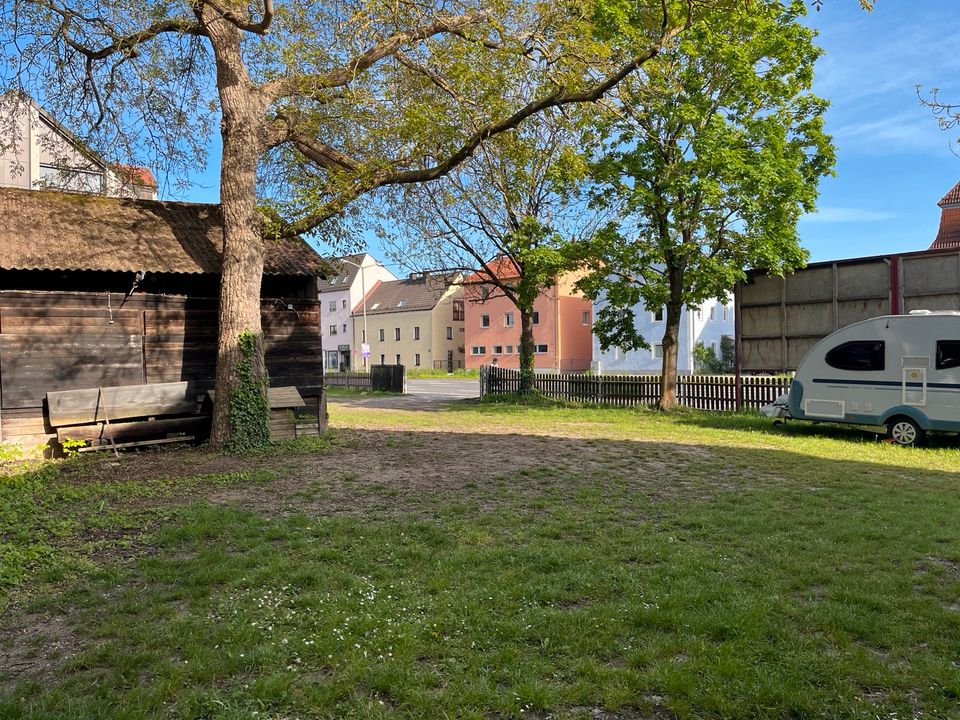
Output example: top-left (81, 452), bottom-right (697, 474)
top-left (0, 186), bottom-right (325, 453)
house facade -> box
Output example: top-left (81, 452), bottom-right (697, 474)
top-left (463, 261), bottom-right (594, 372)
top-left (318, 253), bottom-right (397, 372)
top-left (0, 95), bottom-right (157, 199)
top-left (352, 274), bottom-right (465, 371)
top-left (592, 296), bottom-right (734, 374)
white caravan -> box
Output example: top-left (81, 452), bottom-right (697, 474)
top-left (781, 311), bottom-right (960, 446)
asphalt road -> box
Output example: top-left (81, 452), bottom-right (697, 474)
top-left (328, 378), bottom-right (480, 410)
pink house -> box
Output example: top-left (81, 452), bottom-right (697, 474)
top-left (463, 258), bottom-right (593, 372)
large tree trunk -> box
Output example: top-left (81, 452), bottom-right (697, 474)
top-left (657, 264), bottom-right (686, 411)
top-left (518, 305), bottom-right (536, 394)
top-left (204, 11), bottom-right (271, 450)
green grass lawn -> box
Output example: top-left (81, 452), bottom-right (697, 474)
top-left (2, 405), bottom-right (960, 719)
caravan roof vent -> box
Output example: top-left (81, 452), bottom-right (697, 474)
top-left (909, 309), bottom-right (933, 315)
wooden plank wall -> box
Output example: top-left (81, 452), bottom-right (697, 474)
top-left (0, 290), bottom-right (322, 448)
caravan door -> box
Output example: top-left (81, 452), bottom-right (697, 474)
top-left (902, 357), bottom-right (928, 406)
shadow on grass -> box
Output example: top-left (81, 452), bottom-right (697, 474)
top-left (3, 425), bottom-right (960, 718)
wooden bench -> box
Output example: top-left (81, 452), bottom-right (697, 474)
top-left (46, 381), bottom-right (207, 452)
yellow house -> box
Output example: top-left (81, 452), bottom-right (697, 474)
top-left (352, 273), bottom-right (465, 371)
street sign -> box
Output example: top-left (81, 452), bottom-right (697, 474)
top-left (361, 343), bottom-right (371, 358)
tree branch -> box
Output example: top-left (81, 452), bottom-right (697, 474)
top-left (264, 11), bottom-right (491, 100)
top-left (281, 22), bottom-right (685, 237)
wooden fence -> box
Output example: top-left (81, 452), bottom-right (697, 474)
top-left (323, 371), bottom-right (372, 391)
top-left (479, 366), bottom-right (791, 411)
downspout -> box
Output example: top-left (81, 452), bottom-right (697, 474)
top-left (734, 281), bottom-right (743, 410)
top-left (889, 255), bottom-right (901, 315)
top-left (555, 280), bottom-right (561, 372)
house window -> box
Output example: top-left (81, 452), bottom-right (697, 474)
top-left (39, 164), bottom-right (105, 193)
top-left (535, 344), bottom-right (548, 354)
top-left (325, 351), bottom-right (339, 369)
top-left (652, 308), bottom-right (664, 323)
top-left (582, 310), bottom-right (590, 325)
top-left (329, 276), bottom-right (338, 285)
top-left (342, 323), bottom-right (347, 333)
top-left (413, 326), bottom-right (420, 340)
top-left (446, 326), bottom-right (453, 340)
top-left (329, 324), bottom-right (338, 336)
top-left (415, 353), bottom-right (421, 366)
top-left (709, 306), bottom-right (716, 321)
top-left (653, 343), bottom-right (663, 359)
top-left (532, 311), bottom-right (540, 325)
top-left (396, 354), bottom-right (401, 365)
top-left (471, 346), bottom-right (486, 355)
top-left (380, 354), bottom-right (385, 364)
top-left (479, 285), bottom-right (490, 300)
top-left (362, 330), bottom-right (366, 343)
top-left (342, 299), bottom-right (348, 309)
top-left (481, 314), bottom-right (490, 328)
top-left (504, 312), bottom-right (514, 327)
top-left (379, 329), bottom-right (385, 342)
top-left (506, 345), bottom-right (513, 354)
top-left (453, 300), bottom-right (464, 321)
top-left (936, 340), bottom-right (960, 369)
top-left (328, 300), bottom-right (337, 312)
top-left (493, 345), bottom-right (503, 354)
top-left (394, 327), bottom-right (401, 341)
top-left (826, 341), bottom-right (885, 371)
top-left (721, 304), bottom-right (729, 322)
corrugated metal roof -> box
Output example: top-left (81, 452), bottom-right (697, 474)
top-left (355, 274), bottom-right (458, 315)
top-left (0, 186), bottom-right (323, 275)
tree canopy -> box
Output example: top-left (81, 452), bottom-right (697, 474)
top-left (577, 0), bottom-right (834, 407)
top-left (380, 109), bottom-right (598, 391)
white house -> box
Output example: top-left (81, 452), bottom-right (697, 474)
top-left (319, 253), bottom-right (397, 371)
top-left (593, 295), bottom-right (734, 374)
top-left (0, 94), bottom-right (157, 199)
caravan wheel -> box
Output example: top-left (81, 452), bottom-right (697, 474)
top-left (888, 417), bottom-right (924, 447)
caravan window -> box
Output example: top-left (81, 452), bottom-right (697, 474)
top-left (825, 341), bottom-right (885, 371)
top-left (936, 340), bottom-right (960, 370)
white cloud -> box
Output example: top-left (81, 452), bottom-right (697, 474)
top-left (800, 207), bottom-right (896, 224)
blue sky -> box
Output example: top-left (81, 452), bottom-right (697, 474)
top-left (181, 1), bottom-right (960, 266)
top-left (799, 0), bottom-right (960, 261)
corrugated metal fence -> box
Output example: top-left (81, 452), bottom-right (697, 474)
top-left (479, 366), bottom-right (791, 411)
top-left (324, 365), bottom-right (406, 393)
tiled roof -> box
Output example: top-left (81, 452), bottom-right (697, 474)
top-left (318, 253), bottom-right (368, 293)
top-left (939, 180), bottom-right (960, 208)
top-left (0, 186), bottom-right (323, 276)
top-left (463, 256), bottom-right (521, 284)
top-left (355, 274), bottom-right (457, 315)
top-left (112, 164), bottom-right (158, 188)
top-left (930, 207), bottom-right (960, 251)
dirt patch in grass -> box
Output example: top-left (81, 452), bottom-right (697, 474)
top-left (0, 612), bottom-right (81, 690)
top-left (207, 429), bottom-right (730, 520)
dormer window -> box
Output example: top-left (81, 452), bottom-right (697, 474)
top-left (397, 300), bottom-right (407, 307)
top-left (370, 303), bottom-right (380, 310)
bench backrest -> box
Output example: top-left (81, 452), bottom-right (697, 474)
top-left (46, 381), bottom-right (201, 428)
